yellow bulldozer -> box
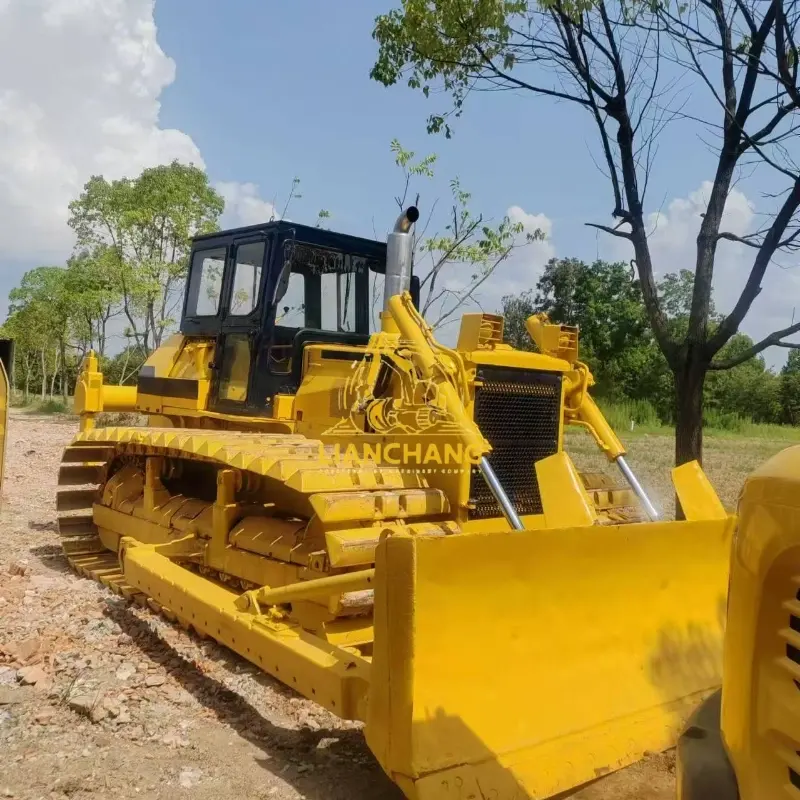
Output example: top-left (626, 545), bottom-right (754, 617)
top-left (50, 207), bottom-right (735, 799)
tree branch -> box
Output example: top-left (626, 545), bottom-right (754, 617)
top-left (585, 221), bottom-right (633, 239)
top-left (709, 319), bottom-right (800, 369)
top-left (708, 175), bottom-right (800, 354)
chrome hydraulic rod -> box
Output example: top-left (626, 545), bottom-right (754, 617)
top-left (479, 457), bottom-right (525, 531)
top-left (616, 455), bottom-right (659, 521)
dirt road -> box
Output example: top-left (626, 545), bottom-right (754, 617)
top-left (0, 411), bottom-right (675, 800)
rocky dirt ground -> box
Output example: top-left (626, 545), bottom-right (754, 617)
top-left (0, 411), bottom-right (677, 800)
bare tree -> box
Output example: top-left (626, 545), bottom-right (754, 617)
top-left (372, 0), bottom-right (800, 468)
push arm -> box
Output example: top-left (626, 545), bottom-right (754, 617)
top-left (526, 314), bottom-right (659, 521)
top-left (388, 292), bottom-right (525, 530)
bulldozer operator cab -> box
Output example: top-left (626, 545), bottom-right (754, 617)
top-left (180, 221), bottom-right (419, 413)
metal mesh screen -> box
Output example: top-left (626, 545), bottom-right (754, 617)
top-left (469, 366), bottom-right (562, 520)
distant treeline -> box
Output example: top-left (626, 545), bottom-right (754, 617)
top-left (503, 258), bottom-right (800, 428)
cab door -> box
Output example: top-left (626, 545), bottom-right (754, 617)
top-left (210, 236), bottom-right (269, 412)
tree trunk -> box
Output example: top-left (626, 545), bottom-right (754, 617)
top-left (674, 351), bottom-right (707, 518)
top-left (49, 350), bottom-right (58, 398)
top-left (23, 353), bottom-right (30, 403)
top-left (60, 341), bottom-right (68, 404)
top-left (40, 349), bottom-right (47, 401)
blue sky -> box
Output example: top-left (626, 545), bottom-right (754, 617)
top-left (0, 0), bottom-right (797, 365)
top-left (155, 0), bottom-right (706, 253)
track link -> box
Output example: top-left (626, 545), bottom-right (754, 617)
top-left (57, 442), bottom-right (203, 629)
top-left (54, 430), bottom-right (449, 638)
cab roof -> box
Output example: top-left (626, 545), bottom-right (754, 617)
top-left (192, 220), bottom-right (387, 265)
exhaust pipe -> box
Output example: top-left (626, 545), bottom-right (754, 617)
top-left (383, 206), bottom-right (419, 311)
top-left (381, 206), bottom-right (525, 530)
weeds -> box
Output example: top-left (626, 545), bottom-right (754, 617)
top-left (25, 398), bottom-right (70, 415)
top-left (596, 398), bottom-right (662, 432)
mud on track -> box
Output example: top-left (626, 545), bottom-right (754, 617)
top-left (0, 410), bottom-right (673, 800)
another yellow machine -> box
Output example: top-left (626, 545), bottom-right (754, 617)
top-left (59, 208), bottom-right (733, 799)
top-left (676, 446), bottom-right (800, 800)
top-left (0, 340), bottom-right (10, 488)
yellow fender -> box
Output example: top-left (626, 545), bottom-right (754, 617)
top-left (0, 350), bottom-right (8, 490)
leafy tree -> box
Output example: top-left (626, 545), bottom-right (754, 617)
top-left (1, 308), bottom-right (50, 402)
top-left (68, 160), bottom-right (224, 354)
top-left (8, 267), bottom-right (72, 401)
top-left (535, 259), bottom-right (648, 380)
top-left (503, 258), bottom-right (654, 394)
top-left (501, 290), bottom-right (537, 352)
top-left (781, 350), bottom-right (800, 424)
top-left (706, 334), bottom-right (781, 423)
top-left (372, 0), bottom-right (800, 469)
top-left (658, 271), bottom-right (715, 325)
top-left (102, 345), bottom-right (149, 386)
top-left (64, 246), bottom-right (121, 357)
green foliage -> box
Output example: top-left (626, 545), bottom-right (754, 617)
top-left (68, 160), bottom-right (224, 353)
top-left (501, 290), bottom-right (536, 351)
top-left (780, 350), bottom-right (800, 424)
top-left (705, 335), bottom-right (781, 424)
top-left (504, 258), bottom-right (654, 397)
top-left (502, 257), bottom-right (793, 427)
top-left (5, 265), bottom-right (75, 402)
top-left (372, 1), bottom-right (526, 137)
top-left (391, 138), bottom-right (437, 178)
top-left (29, 398), bottom-right (69, 415)
top-left (64, 247), bottom-right (122, 354)
top-left (659, 269), bottom-right (714, 320)
top-left (596, 398), bottom-right (663, 431)
top-left (101, 346), bottom-right (149, 386)
top-left (534, 258), bottom-right (648, 382)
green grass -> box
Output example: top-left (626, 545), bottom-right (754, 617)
top-left (23, 398), bottom-right (69, 414)
top-left (596, 398), bottom-right (800, 442)
top-left (705, 421), bottom-right (800, 441)
top-left (596, 398), bottom-right (663, 433)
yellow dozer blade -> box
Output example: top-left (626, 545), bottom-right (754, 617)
top-left (367, 515), bottom-right (734, 799)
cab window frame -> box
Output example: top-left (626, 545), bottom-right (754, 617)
top-left (184, 246), bottom-right (227, 322)
top-left (269, 237), bottom-right (379, 336)
top-left (205, 236), bottom-right (270, 412)
top-left (223, 236), bottom-right (270, 323)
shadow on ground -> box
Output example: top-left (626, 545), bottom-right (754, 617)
top-left (30, 543), bottom-right (403, 800)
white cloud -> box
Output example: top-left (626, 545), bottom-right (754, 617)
top-left (503, 205), bottom-right (556, 288)
top-left (217, 181), bottom-right (279, 229)
top-left (603, 180), bottom-right (800, 367)
top-left (635, 181), bottom-right (755, 283)
top-left (0, 0), bottom-right (204, 260)
top-left (0, 0), bottom-right (273, 272)
top-left (471, 205), bottom-right (555, 311)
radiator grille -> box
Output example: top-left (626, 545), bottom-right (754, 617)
top-left (777, 583), bottom-right (800, 795)
top-left (469, 366), bottom-right (562, 520)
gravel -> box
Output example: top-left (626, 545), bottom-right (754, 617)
top-left (0, 410), bottom-right (674, 800)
